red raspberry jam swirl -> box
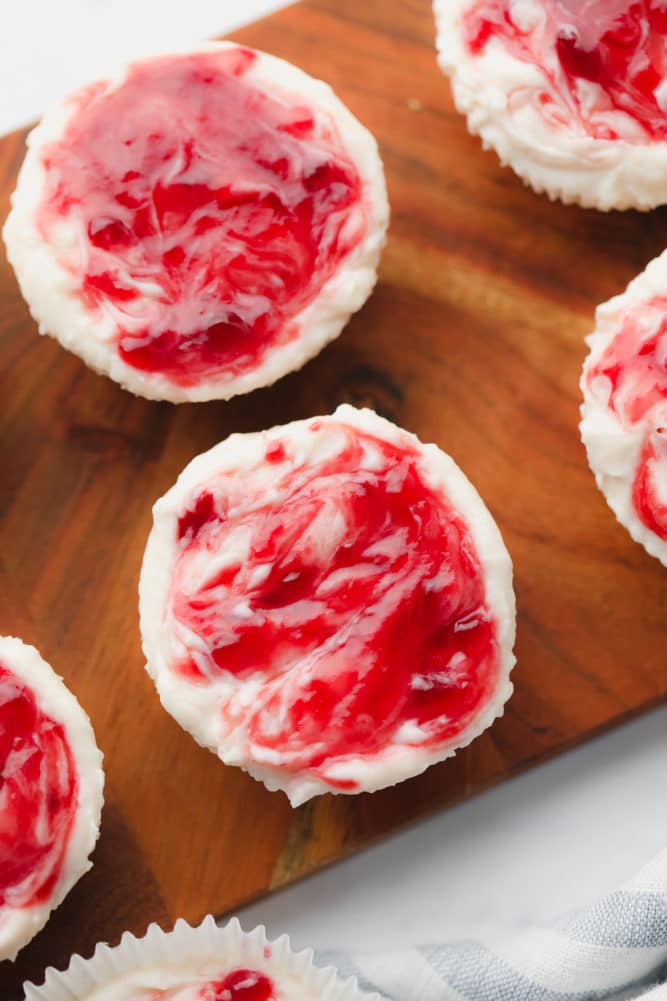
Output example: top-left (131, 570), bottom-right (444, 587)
top-left (36, 48), bottom-right (365, 387)
top-left (201, 970), bottom-right (274, 1001)
top-left (171, 422), bottom-right (500, 785)
top-left (463, 1), bottom-right (667, 141)
top-left (0, 663), bottom-right (78, 911)
top-left (586, 297), bottom-right (667, 540)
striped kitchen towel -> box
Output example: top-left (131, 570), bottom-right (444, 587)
top-left (323, 846), bottom-right (667, 1000)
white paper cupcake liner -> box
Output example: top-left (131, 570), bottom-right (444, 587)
top-left (23, 916), bottom-right (379, 1001)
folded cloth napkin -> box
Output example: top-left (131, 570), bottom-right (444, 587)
top-left (322, 847), bottom-right (667, 1000)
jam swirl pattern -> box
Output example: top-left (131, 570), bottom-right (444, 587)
top-left (586, 297), bottom-right (667, 540)
top-left (0, 663), bottom-right (78, 911)
top-left (37, 48), bottom-right (365, 386)
top-left (463, 1), bottom-right (667, 141)
top-left (167, 421), bottom-right (500, 785)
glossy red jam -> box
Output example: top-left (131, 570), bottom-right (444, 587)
top-left (0, 663), bottom-right (78, 910)
top-left (201, 970), bottom-right (275, 1001)
top-left (463, 1), bottom-right (667, 140)
top-left (632, 434), bottom-right (667, 538)
top-left (171, 422), bottom-right (500, 782)
top-left (37, 48), bottom-right (364, 386)
top-left (586, 297), bottom-right (667, 539)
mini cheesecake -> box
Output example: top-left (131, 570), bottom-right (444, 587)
top-left (0, 636), bottom-right (104, 961)
top-left (435, 0), bottom-right (667, 209)
top-left (24, 918), bottom-right (373, 1001)
top-left (139, 405), bottom-right (516, 805)
top-left (581, 252), bottom-right (667, 566)
top-left (4, 44), bottom-right (388, 402)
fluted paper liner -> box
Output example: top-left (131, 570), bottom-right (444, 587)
top-left (22, 916), bottom-right (379, 1001)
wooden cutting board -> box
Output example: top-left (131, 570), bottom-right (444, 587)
top-left (2, 0), bottom-right (666, 994)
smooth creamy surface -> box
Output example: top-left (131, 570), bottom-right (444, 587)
top-left (0, 636), bottom-right (104, 962)
top-left (3, 43), bottom-right (388, 402)
top-left (140, 405), bottom-right (515, 805)
top-left (581, 250), bottom-right (667, 566)
top-left (434, 0), bottom-right (667, 209)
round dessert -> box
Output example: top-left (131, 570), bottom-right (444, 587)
top-left (581, 251), bottom-right (667, 566)
top-left (434, 0), bottom-right (667, 209)
top-left (139, 405), bottom-right (516, 805)
top-left (24, 917), bottom-right (372, 1001)
top-left (0, 636), bottom-right (104, 961)
top-left (3, 44), bottom-right (388, 402)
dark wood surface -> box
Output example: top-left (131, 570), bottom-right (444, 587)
top-left (1, 0), bottom-right (666, 995)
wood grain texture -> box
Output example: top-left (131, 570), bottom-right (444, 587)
top-left (1, 0), bottom-right (666, 993)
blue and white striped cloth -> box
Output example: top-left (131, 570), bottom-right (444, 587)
top-left (324, 847), bottom-right (667, 1000)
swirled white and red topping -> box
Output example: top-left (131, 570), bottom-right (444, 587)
top-left (0, 636), bottom-right (103, 961)
top-left (434, 0), bottom-right (667, 209)
top-left (4, 44), bottom-right (388, 401)
top-left (139, 406), bottom-right (515, 805)
top-left (82, 968), bottom-right (279, 1001)
top-left (581, 253), bottom-right (667, 565)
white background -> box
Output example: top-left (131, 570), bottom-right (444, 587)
top-left (0, 1), bottom-right (290, 135)
top-left (3, 0), bottom-right (666, 953)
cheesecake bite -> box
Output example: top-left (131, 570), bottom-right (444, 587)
top-left (581, 252), bottom-right (667, 565)
top-left (23, 917), bottom-right (373, 1001)
top-left (435, 0), bottom-right (667, 209)
top-left (139, 405), bottom-right (515, 805)
top-left (4, 44), bottom-right (388, 401)
top-left (0, 636), bottom-right (104, 961)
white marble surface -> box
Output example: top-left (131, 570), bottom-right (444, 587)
top-left (239, 705), bottom-right (667, 949)
top-left (3, 0), bottom-right (666, 953)
top-left (0, 0), bottom-right (291, 134)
